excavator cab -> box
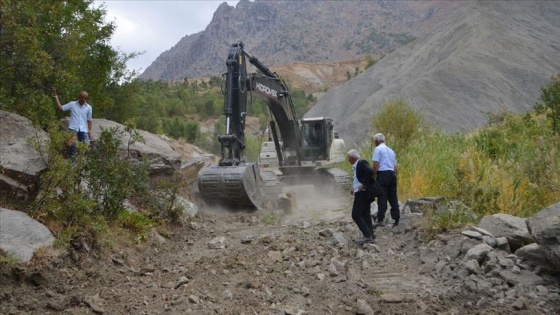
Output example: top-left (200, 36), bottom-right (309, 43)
top-left (301, 118), bottom-right (333, 161)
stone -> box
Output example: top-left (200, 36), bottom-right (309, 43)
top-left (461, 230), bottom-right (483, 240)
top-left (465, 243), bottom-right (493, 263)
top-left (0, 208), bottom-right (54, 262)
top-left (464, 259), bottom-right (481, 274)
top-left (499, 270), bottom-right (544, 286)
top-left (208, 237), bottom-right (226, 249)
top-left (482, 235), bottom-right (498, 247)
top-left (92, 119), bottom-right (182, 176)
top-left (526, 202), bottom-right (560, 271)
top-left (470, 226), bottom-right (494, 237)
top-left (356, 299), bottom-right (373, 315)
top-left (479, 213), bottom-right (534, 252)
top-left (515, 243), bottom-right (550, 268)
top-left (402, 197), bottom-right (446, 215)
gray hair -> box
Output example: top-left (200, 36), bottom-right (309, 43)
top-left (373, 133), bottom-right (385, 143)
top-left (347, 149), bottom-right (360, 159)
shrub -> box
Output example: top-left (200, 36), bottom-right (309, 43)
top-left (371, 98), bottom-right (424, 153)
top-left (534, 74), bottom-right (560, 134)
top-left (30, 125), bottom-right (151, 248)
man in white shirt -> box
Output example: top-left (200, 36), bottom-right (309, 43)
top-left (53, 91), bottom-right (93, 158)
top-left (371, 133), bottom-right (400, 227)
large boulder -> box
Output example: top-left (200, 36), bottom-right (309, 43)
top-left (91, 119), bottom-right (182, 176)
top-left (0, 207), bottom-right (54, 263)
top-left (526, 202), bottom-right (560, 271)
top-left (0, 111), bottom-right (48, 197)
top-left (478, 213), bottom-right (534, 252)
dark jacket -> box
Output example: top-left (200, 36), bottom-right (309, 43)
top-left (356, 159), bottom-right (374, 192)
top-left (356, 160), bottom-right (380, 201)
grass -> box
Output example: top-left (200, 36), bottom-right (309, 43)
top-left (0, 250), bottom-right (21, 269)
top-left (261, 211), bottom-right (279, 225)
top-left (361, 98), bottom-right (560, 234)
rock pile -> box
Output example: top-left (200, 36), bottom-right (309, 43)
top-left (396, 198), bottom-right (560, 313)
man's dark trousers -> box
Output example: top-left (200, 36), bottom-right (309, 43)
top-left (352, 191), bottom-right (374, 238)
top-left (376, 171), bottom-right (399, 224)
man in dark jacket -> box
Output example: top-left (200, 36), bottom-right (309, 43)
top-left (347, 149), bottom-right (375, 244)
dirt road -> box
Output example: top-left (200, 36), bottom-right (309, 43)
top-left (1, 190), bottom-right (558, 314)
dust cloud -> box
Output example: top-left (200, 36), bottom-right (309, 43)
top-left (282, 184), bottom-right (351, 223)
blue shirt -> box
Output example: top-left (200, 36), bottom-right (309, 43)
top-left (62, 101), bottom-right (92, 132)
top-left (372, 143), bottom-right (397, 171)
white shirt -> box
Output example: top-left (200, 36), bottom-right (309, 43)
top-left (372, 143), bottom-right (397, 171)
top-left (62, 101), bottom-right (92, 132)
top-left (352, 159), bottom-right (361, 193)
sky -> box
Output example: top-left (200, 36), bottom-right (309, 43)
top-left (95, 0), bottom-right (240, 75)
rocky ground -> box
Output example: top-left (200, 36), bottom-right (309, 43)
top-left (1, 187), bottom-right (559, 315)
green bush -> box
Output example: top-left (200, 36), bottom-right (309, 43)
top-left (534, 74), bottom-right (560, 134)
top-left (30, 125), bottom-right (151, 247)
top-left (371, 98), bottom-right (425, 153)
top-left (135, 174), bottom-right (186, 224)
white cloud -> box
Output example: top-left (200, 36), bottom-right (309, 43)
top-left (95, 0), bottom-right (239, 74)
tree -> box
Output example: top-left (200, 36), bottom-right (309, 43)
top-left (0, 0), bottom-right (136, 126)
top-left (535, 74), bottom-right (560, 134)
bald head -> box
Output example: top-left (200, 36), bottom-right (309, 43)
top-left (78, 91), bottom-right (89, 105)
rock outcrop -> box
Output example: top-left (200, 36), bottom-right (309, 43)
top-left (0, 110), bottom-right (48, 197)
top-left (91, 119), bottom-right (182, 176)
top-left (140, 1), bottom-right (461, 80)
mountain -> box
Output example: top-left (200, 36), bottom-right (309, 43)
top-left (140, 0), bottom-right (462, 81)
top-left (306, 0), bottom-right (560, 143)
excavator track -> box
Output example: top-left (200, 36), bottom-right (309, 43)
top-left (197, 164), bottom-right (263, 210)
top-left (315, 167), bottom-right (352, 196)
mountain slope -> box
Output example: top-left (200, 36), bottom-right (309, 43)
top-left (140, 0), bottom-right (462, 81)
top-left (306, 0), bottom-right (560, 142)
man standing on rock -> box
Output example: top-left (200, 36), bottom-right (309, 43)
top-left (348, 149), bottom-right (376, 244)
top-left (53, 91), bottom-right (93, 158)
top-left (371, 133), bottom-right (400, 228)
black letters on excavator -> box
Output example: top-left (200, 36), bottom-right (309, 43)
top-left (197, 42), bottom-right (350, 211)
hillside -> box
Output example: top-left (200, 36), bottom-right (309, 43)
top-left (273, 60), bottom-right (369, 95)
top-left (306, 0), bottom-right (560, 142)
top-left (140, 0), bottom-right (462, 80)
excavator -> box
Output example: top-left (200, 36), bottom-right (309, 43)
top-left (197, 42), bottom-right (350, 210)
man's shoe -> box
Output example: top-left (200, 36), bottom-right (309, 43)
top-left (373, 221), bottom-right (385, 229)
top-left (355, 236), bottom-right (374, 245)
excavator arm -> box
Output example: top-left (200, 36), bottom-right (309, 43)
top-left (198, 42), bottom-right (350, 210)
top-left (219, 42), bottom-right (303, 167)
top-left (198, 41), bottom-right (298, 210)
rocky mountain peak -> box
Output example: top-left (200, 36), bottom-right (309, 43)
top-left (140, 0), bottom-right (462, 81)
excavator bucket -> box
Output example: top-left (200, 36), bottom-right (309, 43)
top-left (197, 163), bottom-right (264, 210)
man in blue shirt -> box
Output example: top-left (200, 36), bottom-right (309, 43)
top-left (371, 133), bottom-right (400, 227)
top-left (53, 91), bottom-right (93, 158)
